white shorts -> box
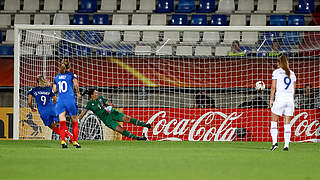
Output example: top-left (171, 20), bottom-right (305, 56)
top-left (271, 100), bottom-right (294, 116)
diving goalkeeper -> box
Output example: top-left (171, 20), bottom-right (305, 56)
top-left (79, 89), bottom-right (151, 140)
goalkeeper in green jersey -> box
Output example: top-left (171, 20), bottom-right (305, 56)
top-left (79, 89), bottom-right (151, 140)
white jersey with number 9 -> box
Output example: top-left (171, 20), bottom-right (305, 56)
top-left (272, 68), bottom-right (296, 102)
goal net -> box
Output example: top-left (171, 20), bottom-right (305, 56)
top-left (14, 25), bottom-right (320, 142)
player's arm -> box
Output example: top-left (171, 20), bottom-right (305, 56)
top-left (72, 78), bottom-right (81, 98)
top-left (78, 109), bottom-right (88, 120)
top-left (52, 96), bottom-right (57, 104)
top-left (52, 83), bottom-right (58, 93)
top-left (27, 94), bottom-right (37, 112)
top-left (293, 82), bottom-right (296, 98)
top-left (106, 101), bottom-right (114, 107)
top-left (270, 79), bottom-right (277, 107)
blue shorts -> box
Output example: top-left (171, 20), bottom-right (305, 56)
top-left (56, 98), bottom-right (78, 116)
top-left (39, 110), bottom-right (59, 126)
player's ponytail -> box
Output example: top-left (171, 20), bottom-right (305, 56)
top-left (81, 89), bottom-right (96, 99)
top-left (59, 60), bottom-right (70, 74)
top-left (37, 74), bottom-right (50, 87)
top-left (278, 54), bottom-right (291, 78)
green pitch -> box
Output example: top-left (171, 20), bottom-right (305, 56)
top-left (0, 141), bottom-right (319, 180)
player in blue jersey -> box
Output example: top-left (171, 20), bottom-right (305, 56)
top-left (27, 75), bottom-right (73, 141)
top-left (53, 60), bottom-right (81, 148)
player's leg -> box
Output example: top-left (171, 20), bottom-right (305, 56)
top-left (66, 100), bottom-right (80, 148)
top-left (106, 119), bottom-right (147, 140)
top-left (120, 114), bottom-right (151, 129)
top-left (58, 111), bottom-right (68, 148)
top-left (49, 116), bottom-right (74, 143)
top-left (283, 103), bottom-right (294, 151)
top-left (270, 102), bottom-right (283, 151)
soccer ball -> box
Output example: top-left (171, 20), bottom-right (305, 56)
top-left (255, 81), bottom-right (265, 91)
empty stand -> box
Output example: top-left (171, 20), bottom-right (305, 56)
top-left (163, 31), bottom-right (180, 44)
top-left (274, 0), bottom-right (293, 13)
top-left (217, 0), bottom-right (235, 13)
top-left (103, 31), bottom-right (121, 43)
top-left (150, 14), bottom-right (167, 25)
top-left (137, 0), bottom-right (156, 13)
top-left (196, 0), bottom-right (215, 13)
top-left (3, 0), bottom-right (20, 13)
top-left (119, 0), bottom-right (137, 13)
top-left (99, 0), bottom-right (117, 13)
top-left (256, 0), bottom-right (273, 13)
top-left (190, 15), bottom-right (207, 25)
top-left (282, 31), bottom-right (299, 45)
top-left (14, 14), bottom-right (31, 25)
top-left (156, 45), bottom-right (172, 55)
top-left (182, 31), bottom-right (200, 44)
top-left (214, 46), bottom-right (231, 56)
top-left (171, 14), bottom-right (188, 25)
top-left (112, 14), bottom-right (129, 25)
top-left (21, 0), bottom-right (40, 13)
top-left (242, 32), bottom-right (258, 45)
top-left (155, 0), bottom-right (174, 13)
top-left (34, 14), bottom-right (51, 25)
top-left (296, 0), bottom-right (314, 13)
top-left (223, 31), bottom-right (240, 44)
top-left (123, 31), bottom-right (140, 42)
top-left (270, 15), bottom-right (287, 26)
top-left (73, 14), bottom-right (90, 25)
top-left (176, 0), bottom-right (195, 13)
top-left (250, 14), bottom-right (266, 26)
top-left (195, 46), bottom-right (212, 56)
top-left (210, 15), bottom-right (227, 26)
top-left (288, 15), bottom-right (304, 26)
top-left (201, 32), bottom-right (220, 45)
top-left (0, 15), bottom-right (11, 28)
top-left (78, 0), bottom-right (97, 13)
top-left (142, 31), bottom-right (159, 43)
top-left (176, 46), bottom-right (193, 56)
top-left (230, 15), bottom-right (246, 26)
top-left (236, 0), bottom-right (254, 13)
top-left (53, 14), bottom-right (70, 25)
top-left (36, 44), bottom-right (53, 56)
top-left (60, 0), bottom-right (79, 13)
top-left (41, 0), bottom-right (60, 13)
top-left (93, 14), bottom-right (109, 25)
top-left (135, 46), bottom-right (152, 55)
top-left (2, 29), bottom-right (14, 44)
top-left (132, 14), bottom-right (148, 25)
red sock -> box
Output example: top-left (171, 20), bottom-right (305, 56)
top-left (59, 121), bottom-right (67, 142)
top-left (65, 130), bottom-right (74, 141)
top-left (72, 121), bottom-right (79, 142)
top-left (53, 127), bottom-right (60, 136)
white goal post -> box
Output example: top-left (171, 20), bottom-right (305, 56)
top-left (14, 25), bottom-right (320, 142)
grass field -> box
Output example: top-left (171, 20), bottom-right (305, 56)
top-left (0, 141), bottom-right (319, 180)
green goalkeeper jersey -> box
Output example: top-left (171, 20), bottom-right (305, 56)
top-left (85, 96), bottom-right (113, 120)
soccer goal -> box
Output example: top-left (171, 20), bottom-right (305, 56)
top-left (14, 25), bottom-right (320, 142)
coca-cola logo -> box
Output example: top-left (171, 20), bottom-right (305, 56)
top-left (291, 112), bottom-right (320, 142)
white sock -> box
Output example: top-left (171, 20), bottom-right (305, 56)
top-left (284, 124), bottom-right (291, 148)
top-left (270, 121), bottom-right (278, 145)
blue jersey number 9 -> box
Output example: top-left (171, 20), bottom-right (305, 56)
top-left (58, 81), bottom-right (68, 93)
top-left (284, 77), bottom-right (291, 90)
top-left (40, 95), bottom-right (46, 105)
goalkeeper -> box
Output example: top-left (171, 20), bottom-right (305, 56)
top-left (79, 89), bottom-right (151, 140)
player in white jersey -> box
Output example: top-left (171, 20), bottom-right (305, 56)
top-left (269, 55), bottom-right (296, 151)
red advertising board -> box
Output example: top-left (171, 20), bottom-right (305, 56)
top-left (122, 108), bottom-right (320, 142)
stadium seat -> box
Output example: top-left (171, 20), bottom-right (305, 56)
top-left (135, 46), bottom-right (152, 55)
top-left (196, 0), bottom-right (215, 13)
top-left (242, 32), bottom-right (258, 45)
top-left (223, 31), bottom-right (240, 44)
top-left (250, 14), bottom-right (266, 26)
top-left (14, 14), bottom-right (31, 25)
top-left (24, 30), bottom-right (42, 44)
top-left (96, 45), bottom-right (113, 56)
top-left (123, 31), bottom-right (140, 42)
top-left (73, 14), bottom-right (90, 25)
top-left (42, 31), bottom-right (61, 44)
top-left (36, 44), bottom-right (53, 56)
top-left (59, 45), bottom-right (74, 56)
top-left (282, 31), bottom-right (299, 45)
top-left (214, 46), bottom-right (231, 56)
top-left (76, 45), bottom-right (91, 56)
top-left (60, 0), bottom-right (78, 13)
top-left (93, 14), bottom-right (109, 25)
top-left (34, 14), bottom-right (51, 25)
top-left (142, 31), bottom-right (159, 43)
top-left (171, 14), bottom-right (188, 25)
top-left (132, 14), bottom-right (148, 25)
top-left (230, 15), bottom-right (246, 26)
top-left (190, 15), bottom-right (207, 25)
top-left (155, 0), bottom-right (174, 13)
top-left (21, 0), bottom-right (39, 13)
top-left (0, 15), bottom-right (11, 28)
top-left (102, 31), bottom-right (121, 43)
top-left (84, 31), bottom-right (102, 44)
top-left (270, 15), bottom-right (287, 26)
top-left (41, 0), bottom-right (60, 13)
top-left (99, 0), bottom-right (117, 12)
top-left (182, 31), bottom-right (200, 44)
top-left (0, 45), bottom-right (14, 55)
top-left (176, 46), bottom-right (193, 56)
top-left (201, 32), bottom-right (220, 45)
top-left (112, 14), bottom-right (128, 25)
top-left (65, 30), bottom-right (82, 42)
top-left (137, 0), bottom-right (156, 13)
top-left (2, 29), bottom-right (14, 45)
top-left (163, 31), bottom-right (180, 44)
top-left (155, 45), bottom-right (172, 55)
top-left (78, 0), bottom-right (97, 13)
top-left (150, 14), bottom-right (167, 25)
top-left (296, 0), bottom-right (314, 13)
top-left (3, 0), bottom-right (20, 13)
top-left (235, 0), bottom-right (254, 13)
top-left (0, 31), bottom-right (2, 43)
top-left (274, 0), bottom-right (293, 13)
top-left (288, 15), bottom-right (304, 26)
top-left (53, 14), bottom-right (70, 25)
top-left (21, 44), bottom-right (35, 55)
top-left (119, 0), bottom-right (137, 12)
top-left (195, 46), bottom-right (212, 56)
top-left (255, 0), bottom-right (273, 13)
top-left (176, 0), bottom-right (195, 13)
top-left (217, 0), bottom-right (235, 13)
top-left (262, 31), bottom-right (281, 45)
top-left (210, 15), bottom-right (227, 26)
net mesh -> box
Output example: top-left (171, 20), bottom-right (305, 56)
top-left (17, 27), bottom-right (320, 142)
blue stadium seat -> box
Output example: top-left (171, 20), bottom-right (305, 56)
top-left (0, 45), bottom-right (13, 55)
top-left (176, 0), bottom-right (195, 13)
top-left (210, 15), bottom-right (227, 26)
top-left (288, 15), bottom-right (304, 26)
top-left (262, 31), bottom-right (281, 45)
top-left (59, 45), bottom-right (74, 56)
top-left (270, 15), bottom-right (286, 26)
top-left (191, 15), bottom-right (207, 25)
top-left (93, 14), bottom-right (109, 25)
top-left (73, 14), bottom-right (90, 25)
top-left (282, 31), bottom-right (299, 45)
top-left (171, 14), bottom-right (188, 25)
top-left (154, 0), bottom-right (174, 13)
top-left (65, 30), bottom-right (82, 42)
top-left (96, 45), bottom-right (113, 56)
top-left (296, 0), bottom-right (314, 13)
top-left (196, 0), bottom-right (215, 13)
top-left (77, 0), bottom-right (97, 13)
top-left (84, 31), bottom-right (102, 44)
top-left (76, 45), bottom-right (91, 56)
